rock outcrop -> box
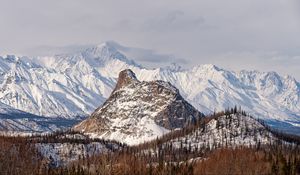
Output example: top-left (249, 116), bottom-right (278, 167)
top-left (73, 69), bottom-right (204, 145)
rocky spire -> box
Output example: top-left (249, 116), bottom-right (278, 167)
top-left (114, 69), bottom-right (139, 91)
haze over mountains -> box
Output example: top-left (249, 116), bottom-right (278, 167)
top-left (0, 41), bottom-right (299, 134)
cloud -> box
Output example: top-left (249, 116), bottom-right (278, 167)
top-left (0, 0), bottom-right (299, 80)
top-left (142, 10), bottom-right (206, 32)
top-left (103, 41), bottom-right (188, 68)
top-left (24, 41), bottom-right (187, 69)
top-left (25, 44), bottom-right (93, 56)
top-left (202, 52), bottom-right (300, 80)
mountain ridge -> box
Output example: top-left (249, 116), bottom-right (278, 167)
top-left (0, 41), bottom-right (299, 134)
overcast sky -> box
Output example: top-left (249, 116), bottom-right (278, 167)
top-left (1, 0), bottom-right (300, 80)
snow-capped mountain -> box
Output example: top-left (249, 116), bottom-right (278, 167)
top-left (73, 69), bottom-right (203, 145)
top-left (0, 44), bottom-right (134, 118)
top-left (0, 55), bottom-right (96, 118)
top-left (139, 65), bottom-right (300, 133)
top-left (0, 101), bottom-right (78, 133)
top-left (0, 41), bottom-right (299, 134)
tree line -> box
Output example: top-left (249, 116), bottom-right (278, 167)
top-left (0, 107), bottom-right (300, 174)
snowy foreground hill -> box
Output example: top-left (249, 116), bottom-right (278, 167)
top-left (163, 113), bottom-right (274, 150)
top-left (36, 111), bottom-right (281, 165)
top-left (0, 41), bottom-right (299, 134)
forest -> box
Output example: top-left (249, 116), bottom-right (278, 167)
top-left (0, 108), bottom-right (300, 175)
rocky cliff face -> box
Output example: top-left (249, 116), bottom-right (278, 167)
top-left (73, 69), bottom-right (204, 145)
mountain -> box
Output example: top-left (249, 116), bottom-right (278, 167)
top-left (0, 41), bottom-right (299, 134)
top-left (0, 43), bottom-right (136, 118)
top-left (73, 69), bottom-right (204, 145)
top-left (161, 112), bottom-right (275, 150)
top-left (0, 55), bottom-right (96, 118)
top-left (0, 101), bottom-right (78, 133)
top-left (138, 65), bottom-right (300, 134)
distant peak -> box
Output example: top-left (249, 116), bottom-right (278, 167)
top-left (85, 42), bottom-right (118, 56)
top-left (201, 64), bottom-right (220, 70)
top-left (114, 69), bottom-right (139, 91)
top-left (78, 42), bottom-right (142, 68)
top-left (95, 41), bottom-right (117, 50)
top-left (192, 64), bottom-right (221, 72)
top-left (164, 63), bottom-right (183, 72)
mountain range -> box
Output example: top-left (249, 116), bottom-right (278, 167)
top-left (0, 41), bottom-right (299, 134)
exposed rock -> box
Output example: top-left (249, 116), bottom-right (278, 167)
top-left (73, 69), bottom-right (204, 145)
top-left (113, 69), bottom-right (139, 92)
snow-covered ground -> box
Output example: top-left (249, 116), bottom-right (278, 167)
top-left (166, 113), bottom-right (274, 151)
top-left (36, 113), bottom-right (277, 167)
top-left (33, 132), bottom-right (124, 167)
top-left (86, 117), bottom-right (170, 146)
top-left (37, 142), bottom-right (109, 167)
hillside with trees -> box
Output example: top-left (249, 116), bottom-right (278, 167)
top-left (0, 108), bottom-right (299, 175)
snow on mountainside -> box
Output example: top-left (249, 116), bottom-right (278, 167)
top-left (0, 101), bottom-right (78, 133)
top-left (0, 55), bottom-right (102, 118)
top-left (0, 41), bottom-right (299, 134)
top-left (140, 65), bottom-right (300, 133)
top-left (73, 69), bottom-right (204, 145)
top-left (165, 113), bottom-right (274, 150)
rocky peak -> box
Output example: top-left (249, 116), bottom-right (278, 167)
top-left (114, 69), bottom-right (139, 91)
top-left (73, 69), bottom-right (204, 145)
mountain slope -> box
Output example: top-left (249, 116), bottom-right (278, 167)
top-left (0, 43), bottom-right (143, 118)
top-left (73, 69), bottom-right (204, 145)
top-left (0, 101), bottom-right (78, 133)
top-left (136, 65), bottom-right (300, 133)
top-left (0, 53), bottom-right (116, 118)
top-left (164, 112), bottom-right (274, 151)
